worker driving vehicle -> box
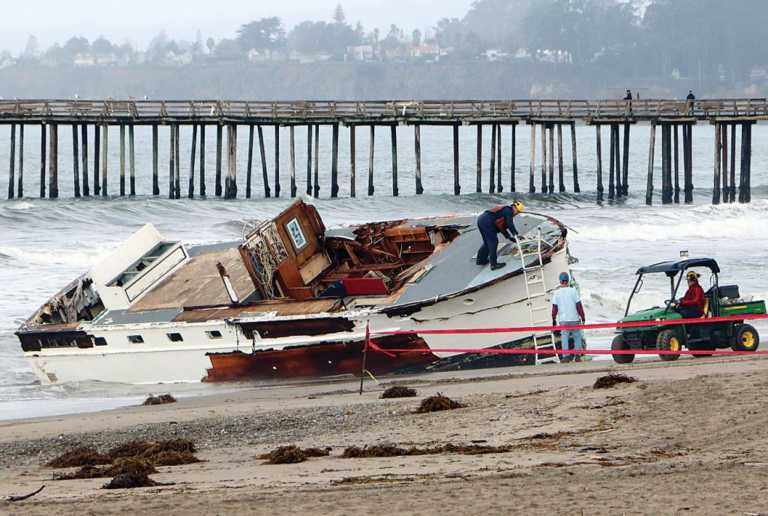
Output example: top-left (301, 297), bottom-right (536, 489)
top-left (672, 271), bottom-right (706, 318)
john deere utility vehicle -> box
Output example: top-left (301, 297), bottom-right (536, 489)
top-left (611, 258), bottom-right (766, 364)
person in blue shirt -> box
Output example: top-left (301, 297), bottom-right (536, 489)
top-left (551, 272), bottom-right (586, 362)
top-left (476, 201), bottom-right (524, 271)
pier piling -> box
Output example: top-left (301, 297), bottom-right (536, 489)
top-left (557, 123), bottom-right (564, 193)
top-left (673, 125), bottom-right (680, 203)
top-left (713, 123), bottom-right (721, 205)
top-left (174, 125), bottom-right (181, 199)
top-left (40, 124), bottom-right (46, 198)
top-left (646, 122), bottom-right (656, 205)
top-left (390, 125), bottom-right (399, 197)
top-left (608, 124), bottom-right (616, 200)
top-left (245, 125), bottom-right (253, 199)
top-left (129, 125), bottom-right (136, 196)
top-left (189, 124), bottom-right (197, 199)
top-left (331, 123), bottom-right (339, 198)
top-left (414, 124), bottom-right (422, 195)
top-left (547, 124), bottom-right (554, 194)
top-left (729, 124), bottom-right (736, 203)
top-left (541, 124), bottom-right (547, 193)
top-left (17, 125), bottom-right (24, 198)
top-left (274, 126), bottom-right (281, 197)
top-left (151, 125), bottom-right (158, 195)
top-left (476, 125), bottom-right (482, 193)
top-left (350, 125), bottom-right (357, 197)
top-left (529, 123), bottom-right (536, 193)
top-left (683, 124), bottom-right (693, 203)
top-left (257, 125), bottom-right (269, 198)
top-left (119, 125), bottom-right (126, 196)
top-left (613, 125), bottom-right (621, 198)
top-left (489, 122), bottom-right (496, 193)
top-left (661, 123), bottom-right (672, 204)
top-left (72, 125), bottom-right (80, 198)
top-left (81, 125), bottom-right (88, 197)
top-left (169, 125), bottom-right (176, 199)
top-left (290, 125), bottom-right (297, 198)
top-left (595, 125), bottom-right (603, 202)
top-left (453, 123), bottom-right (460, 195)
top-left (622, 123), bottom-right (629, 196)
top-left (225, 124), bottom-right (237, 199)
top-left (93, 125), bottom-right (100, 196)
top-left (200, 125), bottom-right (207, 197)
top-left (367, 125), bottom-right (374, 196)
top-left (510, 123), bottom-right (516, 192)
top-left (721, 123), bottom-right (729, 203)
top-left (8, 124), bottom-right (15, 199)
top-left (571, 122), bottom-right (580, 193)
top-left (496, 124), bottom-right (502, 192)
top-left (215, 125), bottom-right (223, 197)
top-left (313, 124), bottom-right (320, 198)
top-left (100, 125), bottom-right (107, 196)
top-left (306, 125), bottom-right (312, 196)
top-left (49, 124), bottom-right (58, 199)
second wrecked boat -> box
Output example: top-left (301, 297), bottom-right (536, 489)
top-left (17, 200), bottom-right (571, 384)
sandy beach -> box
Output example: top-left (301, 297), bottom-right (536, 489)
top-left (2, 356), bottom-right (768, 515)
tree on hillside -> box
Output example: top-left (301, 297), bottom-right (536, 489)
top-left (237, 17), bottom-right (286, 52)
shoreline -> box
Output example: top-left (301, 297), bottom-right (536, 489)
top-left (2, 355), bottom-right (768, 513)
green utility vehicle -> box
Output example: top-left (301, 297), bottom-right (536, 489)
top-left (611, 258), bottom-right (766, 363)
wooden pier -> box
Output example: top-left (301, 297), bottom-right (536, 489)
top-left (1, 98), bottom-right (766, 204)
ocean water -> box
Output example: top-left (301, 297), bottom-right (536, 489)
top-left (1, 123), bottom-right (767, 420)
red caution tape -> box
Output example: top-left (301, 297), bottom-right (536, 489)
top-left (365, 313), bottom-right (768, 358)
top-left (375, 313), bottom-right (768, 336)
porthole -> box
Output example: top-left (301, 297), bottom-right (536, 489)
top-left (167, 333), bottom-right (184, 342)
top-left (94, 337), bottom-right (108, 346)
top-left (206, 330), bottom-right (223, 339)
top-left (127, 335), bottom-right (144, 344)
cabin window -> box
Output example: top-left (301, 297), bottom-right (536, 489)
top-left (285, 218), bottom-right (307, 250)
top-left (127, 335), bottom-right (144, 344)
top-left (206, 330), bottom-right (223, 339)
top-left (167, 333), bottom-right (184, 342)
top-left (94, 337), bottom-right (108, 346)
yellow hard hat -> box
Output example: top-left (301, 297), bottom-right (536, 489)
top-left (512, 201), bottom-right (525, 213)
top-left (686, 271), bottom-right (700, 280)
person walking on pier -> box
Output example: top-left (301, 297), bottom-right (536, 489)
top-left (624, 89), bottom-right (633, 114)
top-left (475, 201), bottom-right (524, 271)
top-left (552, 272), bottom-right (586, 362)
top-left (686, 90), bottom-right (696, 114)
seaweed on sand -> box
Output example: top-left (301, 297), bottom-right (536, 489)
top-left (593, 374), bottom-right (638, 389)
top-left (415, 393), bottom-right (465, 413)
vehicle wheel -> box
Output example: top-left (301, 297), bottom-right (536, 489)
top-left (656, 329), bottom-right (681, 361)
top-left (732, 324), bottom-right (760, 352)
top-left (611, 334), bottom-right (634, 364)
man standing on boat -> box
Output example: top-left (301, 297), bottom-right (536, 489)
top-left (476, 201), bottom-right (524, 271)
top-left (552, 272), bottom-right (586, 362)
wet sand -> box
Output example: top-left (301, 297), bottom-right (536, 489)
top-left (2, 356), bottom-right (768, 515)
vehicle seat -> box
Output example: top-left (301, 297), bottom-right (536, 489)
top-left (701, 298), bottom-right (709, 318)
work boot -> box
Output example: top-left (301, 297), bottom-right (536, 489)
top-left (490, 263), bottom-right (507, 271)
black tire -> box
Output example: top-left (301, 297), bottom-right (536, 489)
top-left (732, 324), bottom-right (760, 352)
top-left (611, 334), bottom-right (634, 364)
top-left (656, 329), bottom-right (681, 361)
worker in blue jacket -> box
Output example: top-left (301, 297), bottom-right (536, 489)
top-left (476, 201), bottom-right (524, 271)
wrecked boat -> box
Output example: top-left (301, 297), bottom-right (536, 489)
top-left (16, 200), bottom-right (571, 384)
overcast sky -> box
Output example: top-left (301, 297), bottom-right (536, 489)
top-left (3, 0), bottom-right (472, 53)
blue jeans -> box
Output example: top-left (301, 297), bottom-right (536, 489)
top-left (560, 320), bottom-right (583, 359)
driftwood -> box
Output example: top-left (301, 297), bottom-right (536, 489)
top-left (5, 485), bottom-right (45, 502)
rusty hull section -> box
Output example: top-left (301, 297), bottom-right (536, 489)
top-left (204, 334), bottom-right (436, 382)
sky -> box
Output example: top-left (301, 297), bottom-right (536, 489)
top-left (3, 0), bottom-right (473, 53)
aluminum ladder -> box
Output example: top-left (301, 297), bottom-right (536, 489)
top-left (515, 229), bottom-right (560, 365)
